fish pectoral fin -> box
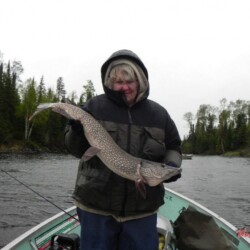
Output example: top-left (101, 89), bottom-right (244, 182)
top-left (135, 179), bottom-right (147, 199)
top-left (82, 147), bottom-right (101, 161)
top-left (135, 163), bottom-right (147, 199)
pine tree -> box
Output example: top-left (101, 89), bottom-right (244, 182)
top-left (0, 63), bottom-right (6, 142)
top-left (37, 76), bottom-right (46, 103)
top-left (56, 77), bottom-right (66, 102)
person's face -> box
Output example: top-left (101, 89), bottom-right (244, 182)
top-left (112, 71), bottom-right (138, 106)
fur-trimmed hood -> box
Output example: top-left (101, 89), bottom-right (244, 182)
top-left (101, 50), bottom-right (150, 106)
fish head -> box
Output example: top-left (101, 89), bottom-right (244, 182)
top-left (140, 160), bottom-right (181, 187)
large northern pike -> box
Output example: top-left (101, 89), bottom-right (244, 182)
top-left (29, 103), bottom-right (181, 197)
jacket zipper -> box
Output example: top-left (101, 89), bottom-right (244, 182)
top-left (120, 108), bottom-right (133, 217)
top-left (127, 109), bottom-right (133, 152)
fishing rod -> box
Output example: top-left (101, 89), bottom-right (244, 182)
top-left (1, 169), bottom-right (79, 222)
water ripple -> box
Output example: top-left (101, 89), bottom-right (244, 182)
top-left (1, 154), bottom-right (249, 247)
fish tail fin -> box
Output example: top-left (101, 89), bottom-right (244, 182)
top-left (29, 103), bottom-right (56, 121)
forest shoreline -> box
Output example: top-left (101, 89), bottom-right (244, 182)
top-left (1, 140), bottom-right (250, 157)
top-left (0, 140), bottom-right (67, 155)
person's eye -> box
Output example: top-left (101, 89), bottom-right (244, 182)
top-left (116, 81), bottom-right (123, 84)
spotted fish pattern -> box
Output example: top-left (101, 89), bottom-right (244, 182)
top-left (29, 103), bottom-right (182, 193)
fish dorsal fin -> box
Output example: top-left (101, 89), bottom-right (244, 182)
top-left (82, 147), bottom-right (101, 161)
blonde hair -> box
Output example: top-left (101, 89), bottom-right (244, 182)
top-left (107, 64), bottom-right (137, 88)
top-left (104, 59), bottom-right (149, 104)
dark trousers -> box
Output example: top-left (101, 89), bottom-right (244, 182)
top-left (77, 207), bottom-right (158, 250)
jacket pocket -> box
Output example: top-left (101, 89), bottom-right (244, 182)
top-left (99, 120), bottom-right (118, 141)
top-left (81, 158), bottom-right (112, 181)
top-left (142, 127), bottom-right (166, 161)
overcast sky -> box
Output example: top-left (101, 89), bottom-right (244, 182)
top-left (1, 0), bottom-right (250, 138)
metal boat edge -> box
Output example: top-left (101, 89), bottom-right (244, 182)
top-left (2, 187), bottom-right (250, 250)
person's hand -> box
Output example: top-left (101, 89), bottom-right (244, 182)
top-left (164, 161), bottom-right (182, 183)
top-left (68, 119), bottom-right (84, 137)
top-left (164, 172), bottom-right (181, 183)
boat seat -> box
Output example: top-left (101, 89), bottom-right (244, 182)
top-left (157, 215), bottom-right (174, 250)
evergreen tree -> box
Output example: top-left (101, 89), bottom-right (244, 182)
top-left (233, 113), bottom-right (247, 148)
top-left (68, 91), bottom-right (78, 104)
top-left (37, 76), bottom-right (46, 103)
top-left (217, 109), bottom-right (231, 153)
top-left (247, 102), bottom-right (250, 145)
top-left (56, 77), bottom-right (66, 102)
top-left (182, 98), bottom-right (250, 155)
top-left (0, 63), bottom-right (6, 142)
top-left (0, 62), bottom-right (20, 140)
top-left (79, 80), bottom-right (95, 104)
top-left (46, 87), bottom-right (57, 102)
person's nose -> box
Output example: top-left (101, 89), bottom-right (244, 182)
top-left (121, 84), bottom-right (129, 91)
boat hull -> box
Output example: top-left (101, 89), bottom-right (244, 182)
top-left (2, 187), bottom-right (250, 250)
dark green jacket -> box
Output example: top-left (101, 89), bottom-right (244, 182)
top-left (65, 50), bottom-right (182, 217)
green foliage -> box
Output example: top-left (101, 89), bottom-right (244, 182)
top-left (79, 80), bottom-right (96, 105)
top-left (182, 98), bottom-right (250, 155)
top-left (56, 77), bottom-right (66, 102)
top-left (0, 61), bottom-right (20, 142)
top-left (0, 56), bottom-right (96, 152)
top-left (2, 53), bottom-right (247, 156)
top-left (38, 76), bottom-right (46, 103)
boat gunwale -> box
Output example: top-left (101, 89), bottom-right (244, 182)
top-left (1, 206), bottom-right (77, 250)
top-left (164, 187), bottom-right (250, 245)
top-left (2, 188), bottom-right (250, 249)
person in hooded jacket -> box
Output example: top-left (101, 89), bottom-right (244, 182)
top-left (64, 49), bottom-right (182, 250)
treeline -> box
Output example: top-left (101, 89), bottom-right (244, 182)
top-left (182, 98), bottom-right (250, 155)
top-left (0, 58), bottom-right (95, 151)
top-left (1, 56), bottom-right (250, 155)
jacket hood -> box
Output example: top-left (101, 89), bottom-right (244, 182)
top-left (101, 50), bottom-right (150, 106)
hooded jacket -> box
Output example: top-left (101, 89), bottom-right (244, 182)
top-left (65, 50), bottom-right (182, 217)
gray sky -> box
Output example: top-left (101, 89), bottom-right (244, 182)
top-left (1, 0), bottom-right (250, 138)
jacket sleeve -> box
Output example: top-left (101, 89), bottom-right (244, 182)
top-left (163, 115), bottom-right (182, 183)
top-left (164, 113), bottom-right (182, 166)
top-left (64, 125), bottom-right (90, 159)
top-left (163, 149), bottom-right (182, 183)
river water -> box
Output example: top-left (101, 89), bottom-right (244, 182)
top-left (0, 154), bottom-right (249, 248)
